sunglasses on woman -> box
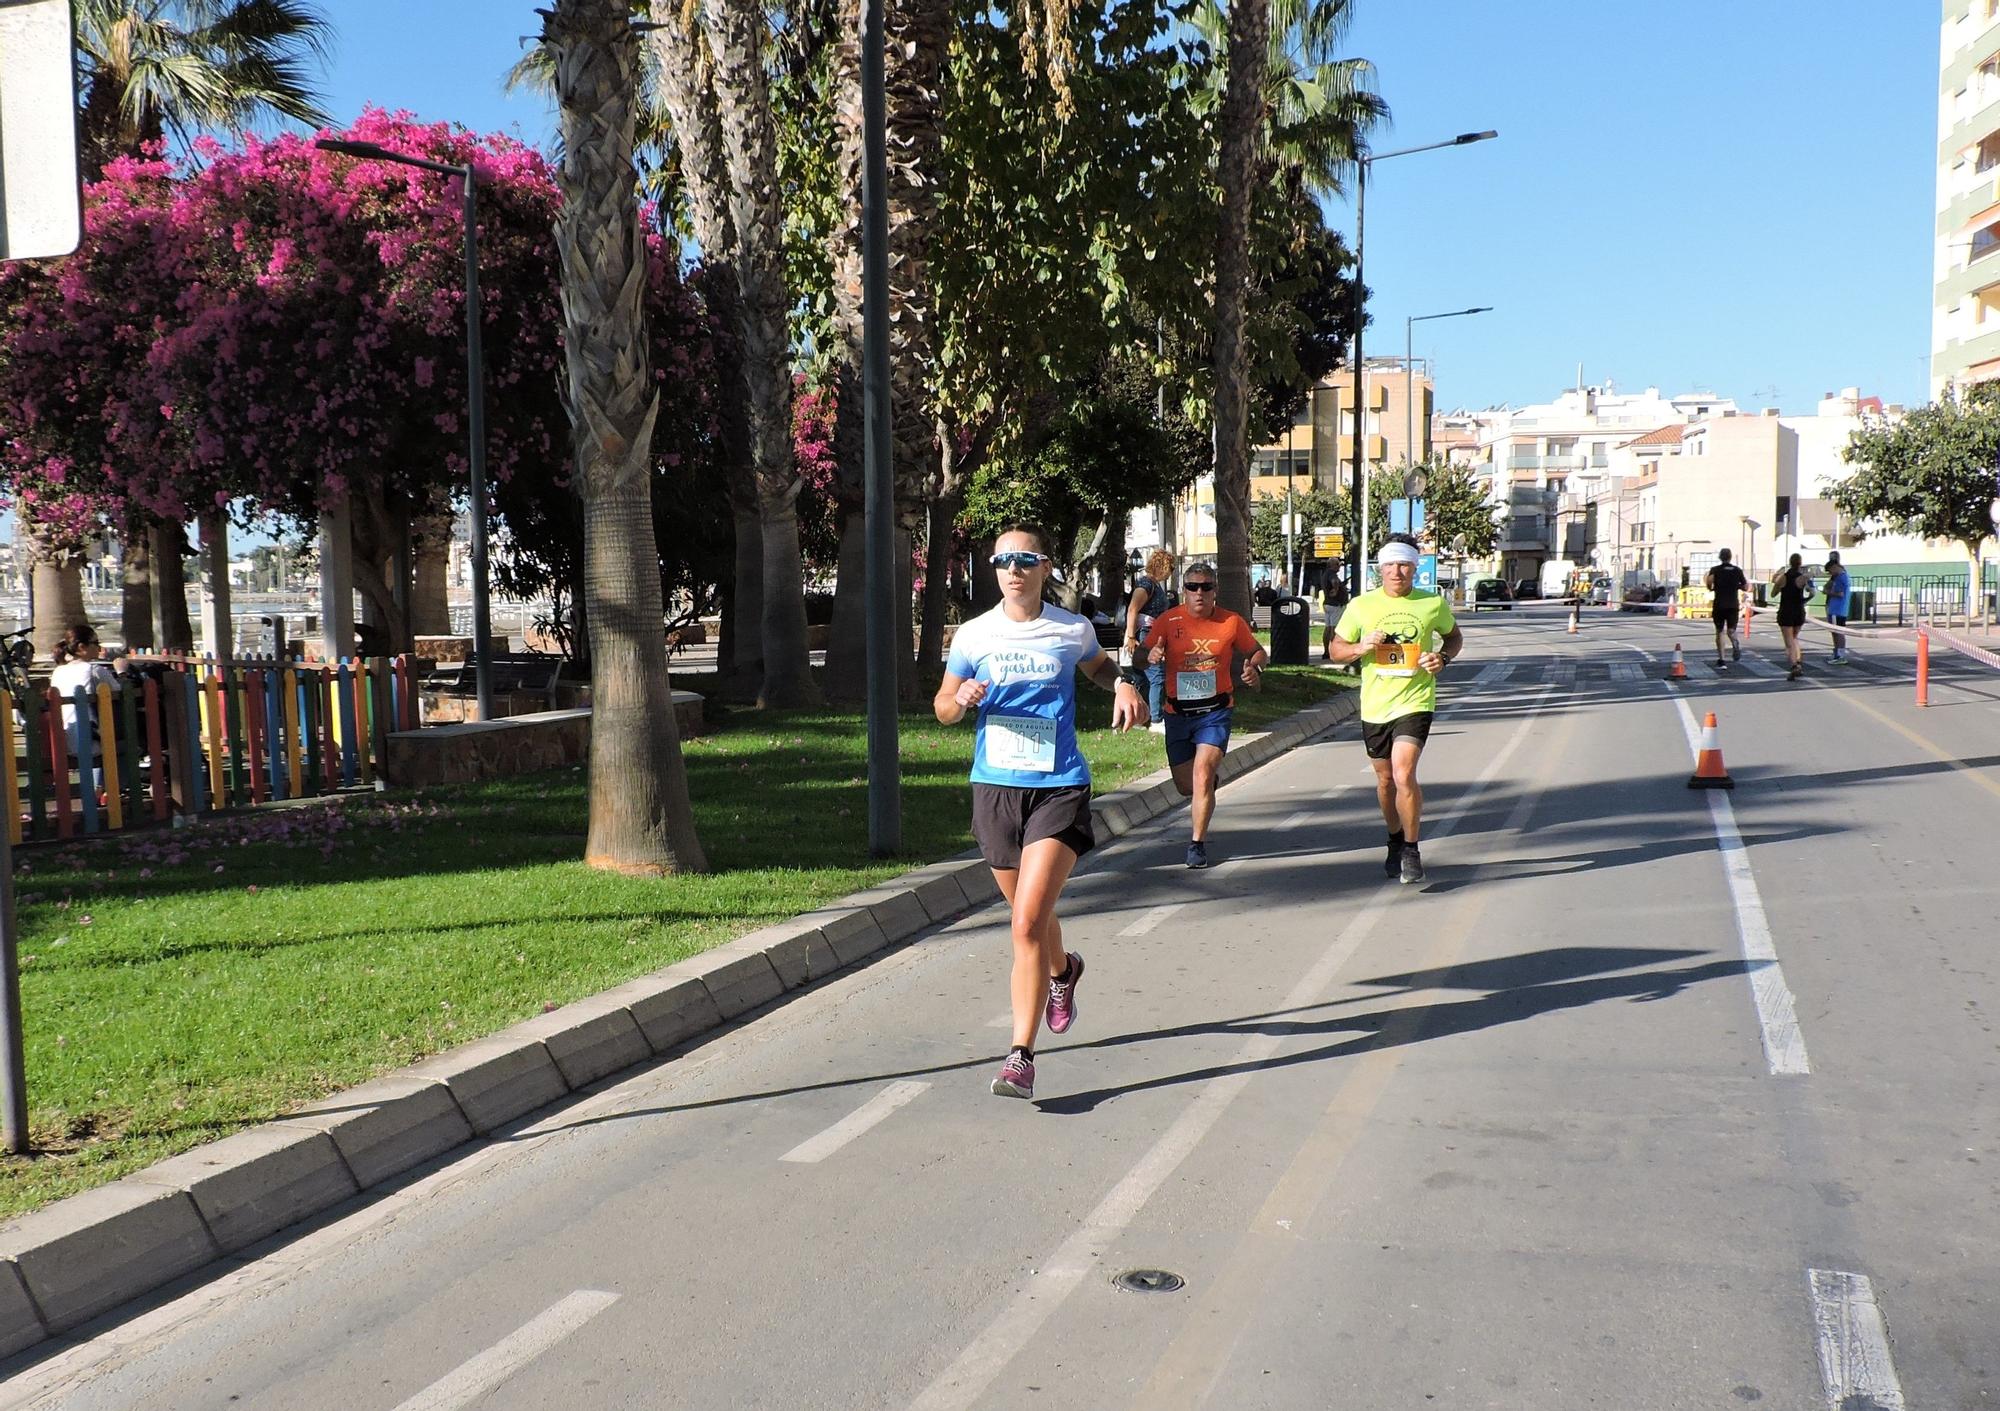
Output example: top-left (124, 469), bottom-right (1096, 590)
top-left (989, 551), bottom-right (1049, 570)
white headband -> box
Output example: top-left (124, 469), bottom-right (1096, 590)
top-left (1376, 541), bottom-right (1421, 568)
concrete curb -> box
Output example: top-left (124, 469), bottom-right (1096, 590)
top-left (0, 687), bottom-right (1358, 1358)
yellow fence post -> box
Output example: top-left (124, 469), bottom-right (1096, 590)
top-left (0, 708), bottom-right (19, 846)
top-left (95, 680), bottom-right (123, 830)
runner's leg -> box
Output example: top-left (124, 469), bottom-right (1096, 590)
top-left (1372, 755), bottom-right (1398, 832)
top-left (1189, 742), bottom-right (1223, 842)
top-left (1391, 737), bottom-right (1424, 842)
top-left (995, 837), bottom-right (1078, 1052)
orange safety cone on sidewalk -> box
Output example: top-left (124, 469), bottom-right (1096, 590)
top-left (1668, 643), bottom-right (1687, 680)
top-left (1567, 601), bottom-right (1580, 634)
top-left (1687, 711), bottom-right (1733, 789)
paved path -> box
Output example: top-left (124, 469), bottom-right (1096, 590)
top-left (6, 613), bottom-right (1998, 1409)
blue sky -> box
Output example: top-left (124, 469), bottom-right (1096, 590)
top-left (312, 0), bottom-right (1941, 417)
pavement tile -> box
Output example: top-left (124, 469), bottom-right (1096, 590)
top-left (1, 1180), bottom-right (218, 1332)
top-left (130, 1123), bottom-right (358, 1254)
top-left (402, 1034), bottom-right (569, 1134)
top-left (292, 1076), bottom-right (473, 1190)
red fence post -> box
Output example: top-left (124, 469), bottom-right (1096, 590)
top-left (1916, 629), bottom-right (1930, 708)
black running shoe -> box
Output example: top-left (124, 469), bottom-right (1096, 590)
top-left (1384, 835), bottom-right (1404, 878)
top-left (1185, 840), bottom-right (1210, 870)
top-left (1399, 844), bottom-right (1425, 886)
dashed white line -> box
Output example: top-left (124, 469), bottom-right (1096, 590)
top-left (907, 690), bottom-right (1557, 1411)
top-left (779, 1080), bottom-right (930, 1164)
top-left (1118, 902), bottom-right (1184, 937)
top-left (1473, 662), bottom-right (1514, 685)
top-left (1808, 1269), bottom-right (1906, 1410)
top-left (1666, 691), bottom-right (1811, 1076)
top-left (389, 1289), bottom-right (619, 1411)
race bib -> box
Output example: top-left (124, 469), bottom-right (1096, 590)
top-left (1373, 642), bottom-right (1420, 677)
top-left (986, 714), bottom-right (1057, 773)
top-left (1174, 668), bottom-right (1219, 701)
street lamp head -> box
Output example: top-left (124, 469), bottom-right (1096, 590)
top-left (1462, 306), bottom-right (1493, 315)
top-left (1455, 130), bottom-right (1499, 144)
top-left (314, 138), bottom-right (398, 160)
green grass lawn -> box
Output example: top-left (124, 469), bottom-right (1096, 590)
top-left (0, 665), bottom-right (1348, 1217)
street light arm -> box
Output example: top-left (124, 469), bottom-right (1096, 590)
top-left (1363, 130), bottom-right (1499, 165)
top-left (314, 138), bottom-right (468, 179)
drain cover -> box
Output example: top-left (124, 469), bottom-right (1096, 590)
top-left (1112, 1268), bottom-right (1185, 1294)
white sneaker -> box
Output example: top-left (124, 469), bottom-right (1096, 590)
top-left (1148, 721), bottom-right (1166, 734)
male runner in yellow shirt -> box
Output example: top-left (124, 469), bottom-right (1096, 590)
top-left (1326, 534), bottom-right (1463, 884)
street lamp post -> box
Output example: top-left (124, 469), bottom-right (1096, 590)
top-left (315, 138), bottom-right (492, 722)
top-left (860, 0), bottom-right (901, 854)
top-left (1406, 307), bottom-right (1490, 474)
top-left (1349, 131), bottom-right (1496, 592)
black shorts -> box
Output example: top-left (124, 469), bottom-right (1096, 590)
top-left (1776, 610), bottom-right (1805, 629)
top-left (971, 783), bottom-right (1096, 870)
top-left (1712, 606), bottom-right (1739, 628)
top-left (1362, 712), bottom-right (1433, 760)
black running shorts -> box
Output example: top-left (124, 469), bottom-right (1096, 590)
top-left (971, 783), bottom-right (1096, 870)
top-left (1361, 711), bottom-right (1434, 761)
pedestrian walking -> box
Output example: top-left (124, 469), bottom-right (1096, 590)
top-left (1822, 551), bottom-right (1851, 664)
top-left (1143, 561), bottom-right (1266, 869)
top-left (935, 525), bottom-right (1149, 1100)
top-left (1325, 534), bottom-right (1463, 885)
top-left (1123, 549), bottom-right (1175, 729)
top-left (1318, 570), bottom-right (1350, 661)
top-left (1772, 553), bottom-right (1813, 679)
top-left (1704, 549), bottom-right (1749, 667)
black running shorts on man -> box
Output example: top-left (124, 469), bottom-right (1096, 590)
top-left (971, 784), bottom-right (1096, 870)
top-left (1362, 711), bottom-right (1433, 760)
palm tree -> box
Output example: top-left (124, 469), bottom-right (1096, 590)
top-left (704, 0), bottom-right (821, 706)
top-left (72, 0), bottom-right (334, 177)
top-left (1205, 0), bottom-right (1381, 616)
top-left (543, 0), bottom-right (708, 874)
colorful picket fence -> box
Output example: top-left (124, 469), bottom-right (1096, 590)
top-left (3, 655), bottom-right (421, 845)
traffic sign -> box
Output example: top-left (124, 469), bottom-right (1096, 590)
top-left (1310, 527), bottom-right (1344, 559)
top-left (1416, 554), bottom-right (1438, 591)
top-left (0, 0), bottom-right (82, 262)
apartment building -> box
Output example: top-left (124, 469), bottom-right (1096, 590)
top-left (1934, 0), bottom-right (2000, 394)
top-left (1162, 361), bottom-right (1433, 559)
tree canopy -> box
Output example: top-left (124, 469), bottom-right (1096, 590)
top-left (1838, 387), bottom-right (2000, 563)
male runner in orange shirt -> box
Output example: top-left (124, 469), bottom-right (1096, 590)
top-left (1144, 561), bottom-right (1266, 868)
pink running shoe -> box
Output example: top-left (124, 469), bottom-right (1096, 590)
top-left (1045, 952), bottom-right (1085, 1035)
top-left (991, 1051), bottom-right (1035, 1099)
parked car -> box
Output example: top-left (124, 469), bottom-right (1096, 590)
top-left (1513, 578), bottom-right (1542, 600)
top-left (1472, 577), bottom-right (1514, 610)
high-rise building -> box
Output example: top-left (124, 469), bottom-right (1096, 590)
top-left (1933, 0), bottom-right (2000, 394)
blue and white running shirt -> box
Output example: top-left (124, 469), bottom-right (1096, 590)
top-left (946, 603), bottom-right (1104, 788)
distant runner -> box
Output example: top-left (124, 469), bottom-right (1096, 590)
top-left (1772, 552), bottom-right (1813, 680)
top-left (1143, 561), bottom-right (1266, 869)
top-left (1822, 552), bottom-right (1851, 664)
top-left (1326, 534), bottom-right (1463, 885)
top-left (936, 525), bottom-right (1148, 1101)
top-left (1705, 548), bottom-right (1749, 668)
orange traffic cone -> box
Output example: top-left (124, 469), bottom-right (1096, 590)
top-left (1687, 711), bottom-right (1733, 789)
top-left (1567, 601), bottom-right (1580, 634)
top-left (1668, 643), bottom-right (1687, 680)
top-left (1666, 597), bottom-right (1678, 620)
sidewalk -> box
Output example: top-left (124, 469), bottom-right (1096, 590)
top-left (0, 689), bottom-right (1358, 1361)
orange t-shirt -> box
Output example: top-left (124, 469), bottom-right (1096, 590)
top-left (1143, 606), bottom-right (1260, 712)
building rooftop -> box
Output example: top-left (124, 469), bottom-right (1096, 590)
top-left (1623, 424), bottom-right (1686, 448)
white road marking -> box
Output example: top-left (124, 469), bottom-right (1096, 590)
top-left (1609, 662), bottom-right (1644, 683)
top-left (1473, 662), bottom-right (1514, 685)
top-left (907, 691), bottom-right (1556, 1411)
top-left (1541, 665), bottom-right (1576, 686)
top-left (1737, 654), bottom-right (1784, 678)
top-left (1808, 1269), bottom-right (1906, 1410)
top-left (1278, 809), bottom-right (1316, 829)
top-left (779, 1080), bottom-right (930, 1164)
top-left (1118, 902), bottom-right (1184, 937)
top-left (1666, 691), bottom-right (1811, 1075)
top-left (389, 1290), bottom-right (619, 1411)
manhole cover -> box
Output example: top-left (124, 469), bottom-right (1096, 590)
top-left (1112, 1268), bottom-right (1185, 1294)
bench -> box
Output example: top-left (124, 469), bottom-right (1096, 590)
top-left (421, 652), bottom-right (563, 709)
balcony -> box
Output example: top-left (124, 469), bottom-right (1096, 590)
top-left (1940, 172), bottom-right (2000, 236)
top-left (1934, 245), bottom-right (2000, 307)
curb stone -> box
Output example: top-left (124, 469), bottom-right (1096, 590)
top-left (0, 688), bottom-right (1357, 1361)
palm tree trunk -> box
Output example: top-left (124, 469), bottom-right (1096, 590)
top-left (547, 0), bottom-right (707, 875)
top-left (705, 0), bottom-right (819, 706)
top-left (1211, 0), bottom-right (1271, 619)
top-left (21, 519), bottom-right (85, 660)
top-left (410, 512), bottom-right (454, 636)
top-left (650, 8), bottom-right (762, 688)
top-left (821, 0), bottom-right (870, 704)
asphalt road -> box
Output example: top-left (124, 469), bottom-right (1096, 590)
top-left (6, 608), bottom-right (1997, 1410)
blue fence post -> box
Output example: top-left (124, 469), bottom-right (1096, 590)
top-left (182, 672), bottom-right (209, 814)
top-left (70, 688), bottom-right (98, 834)
top-left (337, 659), bottom-right (358, 787)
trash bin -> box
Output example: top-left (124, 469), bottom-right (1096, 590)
top-left (1269, 595), bottom-right (1310, 665)
top-left (1848, 588), bottom-right (1876, 624)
